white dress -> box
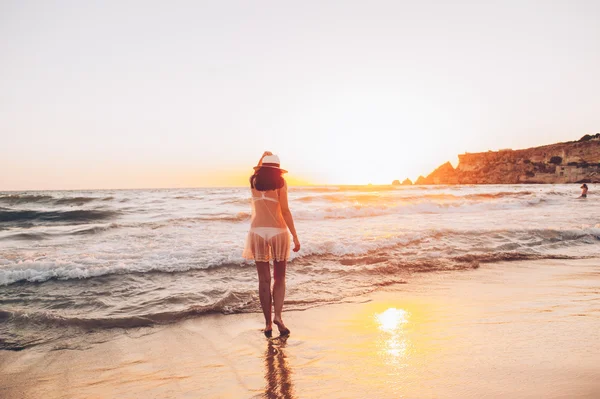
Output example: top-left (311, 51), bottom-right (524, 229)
top-left (242, 183), bottom-right (290, 262)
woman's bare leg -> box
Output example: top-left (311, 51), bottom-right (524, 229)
top-left (256, 261), bottom-right (272, 330)
top-left (272, 260), bottom-right (289, 333)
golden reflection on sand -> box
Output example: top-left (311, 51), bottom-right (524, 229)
top-left (263, 337), bottom-right (295, 399)
top-left (375, 307), bottom-right (411, 365)
top-left (376, 307), bottom-right (409, 332)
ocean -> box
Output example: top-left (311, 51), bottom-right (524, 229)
top-left (1, 184), bottom-right (598, 350)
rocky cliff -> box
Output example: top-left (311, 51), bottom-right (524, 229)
top-left (417, 134), bottom-right (600, 184)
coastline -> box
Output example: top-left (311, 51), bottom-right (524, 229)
top-left (1, 258), bottom-right (599, 399)
top-left (411, 136), bottom-right (600, 185)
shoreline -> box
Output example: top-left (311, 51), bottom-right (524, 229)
top-left (1, 258), bottom-right (599, 398)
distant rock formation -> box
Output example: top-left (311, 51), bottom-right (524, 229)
top-left (392, 178), bottom-right (414, 185)
top-left (417, 162), bottom-right (457, 185)
top-left (415, 175), bottom-right (426, 185)
top-left (418, 134), bottom-right (600, 184)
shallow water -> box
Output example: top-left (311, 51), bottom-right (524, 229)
top-left (1, 184), bottom-right (599, 349)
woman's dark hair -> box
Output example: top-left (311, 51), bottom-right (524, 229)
top-left (250, 167), bottom-right (285, 191)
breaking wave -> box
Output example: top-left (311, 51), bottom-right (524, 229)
top-left (1, 227), bottom-right (597, 286)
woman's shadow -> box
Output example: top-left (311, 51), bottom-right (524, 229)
top-left (263, 337), bottom-right (295, 399)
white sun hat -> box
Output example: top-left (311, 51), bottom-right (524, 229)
top-left (254, 154), bottom-right (288, 173)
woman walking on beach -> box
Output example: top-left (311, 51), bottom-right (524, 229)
top-left (243, 151), bottom-right (301, 338)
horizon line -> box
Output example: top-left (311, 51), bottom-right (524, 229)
top-left (0, 183), bottom-right (410, 192)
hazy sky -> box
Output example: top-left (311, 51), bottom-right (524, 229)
top-left (2, 0), bottom-right (599, 190)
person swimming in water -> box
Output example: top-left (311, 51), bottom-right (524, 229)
top-left (243, 151), bottom-right (300, 338)
top-left (580, 183), bottom-right (588, 198)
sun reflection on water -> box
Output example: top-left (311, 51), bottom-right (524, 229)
top-left (376, 307), bottom-right (409, 333)
top-left (375, 307), bottom-right (411, 362)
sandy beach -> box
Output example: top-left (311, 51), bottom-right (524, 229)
top-left (1, 258), bottom-right (599, 398)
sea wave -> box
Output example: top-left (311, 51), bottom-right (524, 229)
top-left (0, 232), bottom-right (52, 241)
top-left (1, 185), bottom-right (595, 351)
top-left (0, 257), bottom-right (246, 286)
top-left (54, 197), bottom-right (98, 205)
top-left (174, 195), bottom-right (205, 200)
top-left (0, 290), bottom-right (256, 331)
top-left (293, 186), bottom-right (400, 193)
top-left (0, 199), bottom-right (547, 227)
top-left (0, 194), bottom-right (113, 206)
top-left (292, 199), bottom-right (550, 220)
top-left (222, 198), bottom-right (252, 205)
top-left (0, 209), bottom-right (119, 224)
top-left (295, 190), bottom-right (538, 204)
top-left (0, 250), bottom-right (584, 349)
top-left (463, 191), bottom-right (534, 199)
top-left (168, 213), bottom-right (251, 223)
top-left (0, 194), bottom-right (54, 205)
top-left (0, 224), bottom-right (119, 241)
top-left (303, 250), bottom-right (584, 275)
top-left (1, 227), bottom-right (597, 286)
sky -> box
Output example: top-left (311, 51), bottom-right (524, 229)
top-left (1, 0), bottom-right (599, 190)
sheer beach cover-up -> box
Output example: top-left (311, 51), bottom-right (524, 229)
top-left (242, 184), bottom-right (290, 262)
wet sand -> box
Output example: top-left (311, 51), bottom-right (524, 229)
top-left (1, 258), bottom-right (599, 398)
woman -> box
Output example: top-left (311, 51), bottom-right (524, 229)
top-left (243, 151), bottom-right (300, 338)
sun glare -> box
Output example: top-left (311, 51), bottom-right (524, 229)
top-left (375, 307), bottom-right (411, 363)
top-left (375, 307), bottom-right (409, 333)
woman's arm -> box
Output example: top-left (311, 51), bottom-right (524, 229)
top-left (279, 181), bottom-right (300, 252)
top-left (256, 151), bottom-right (273, 167)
